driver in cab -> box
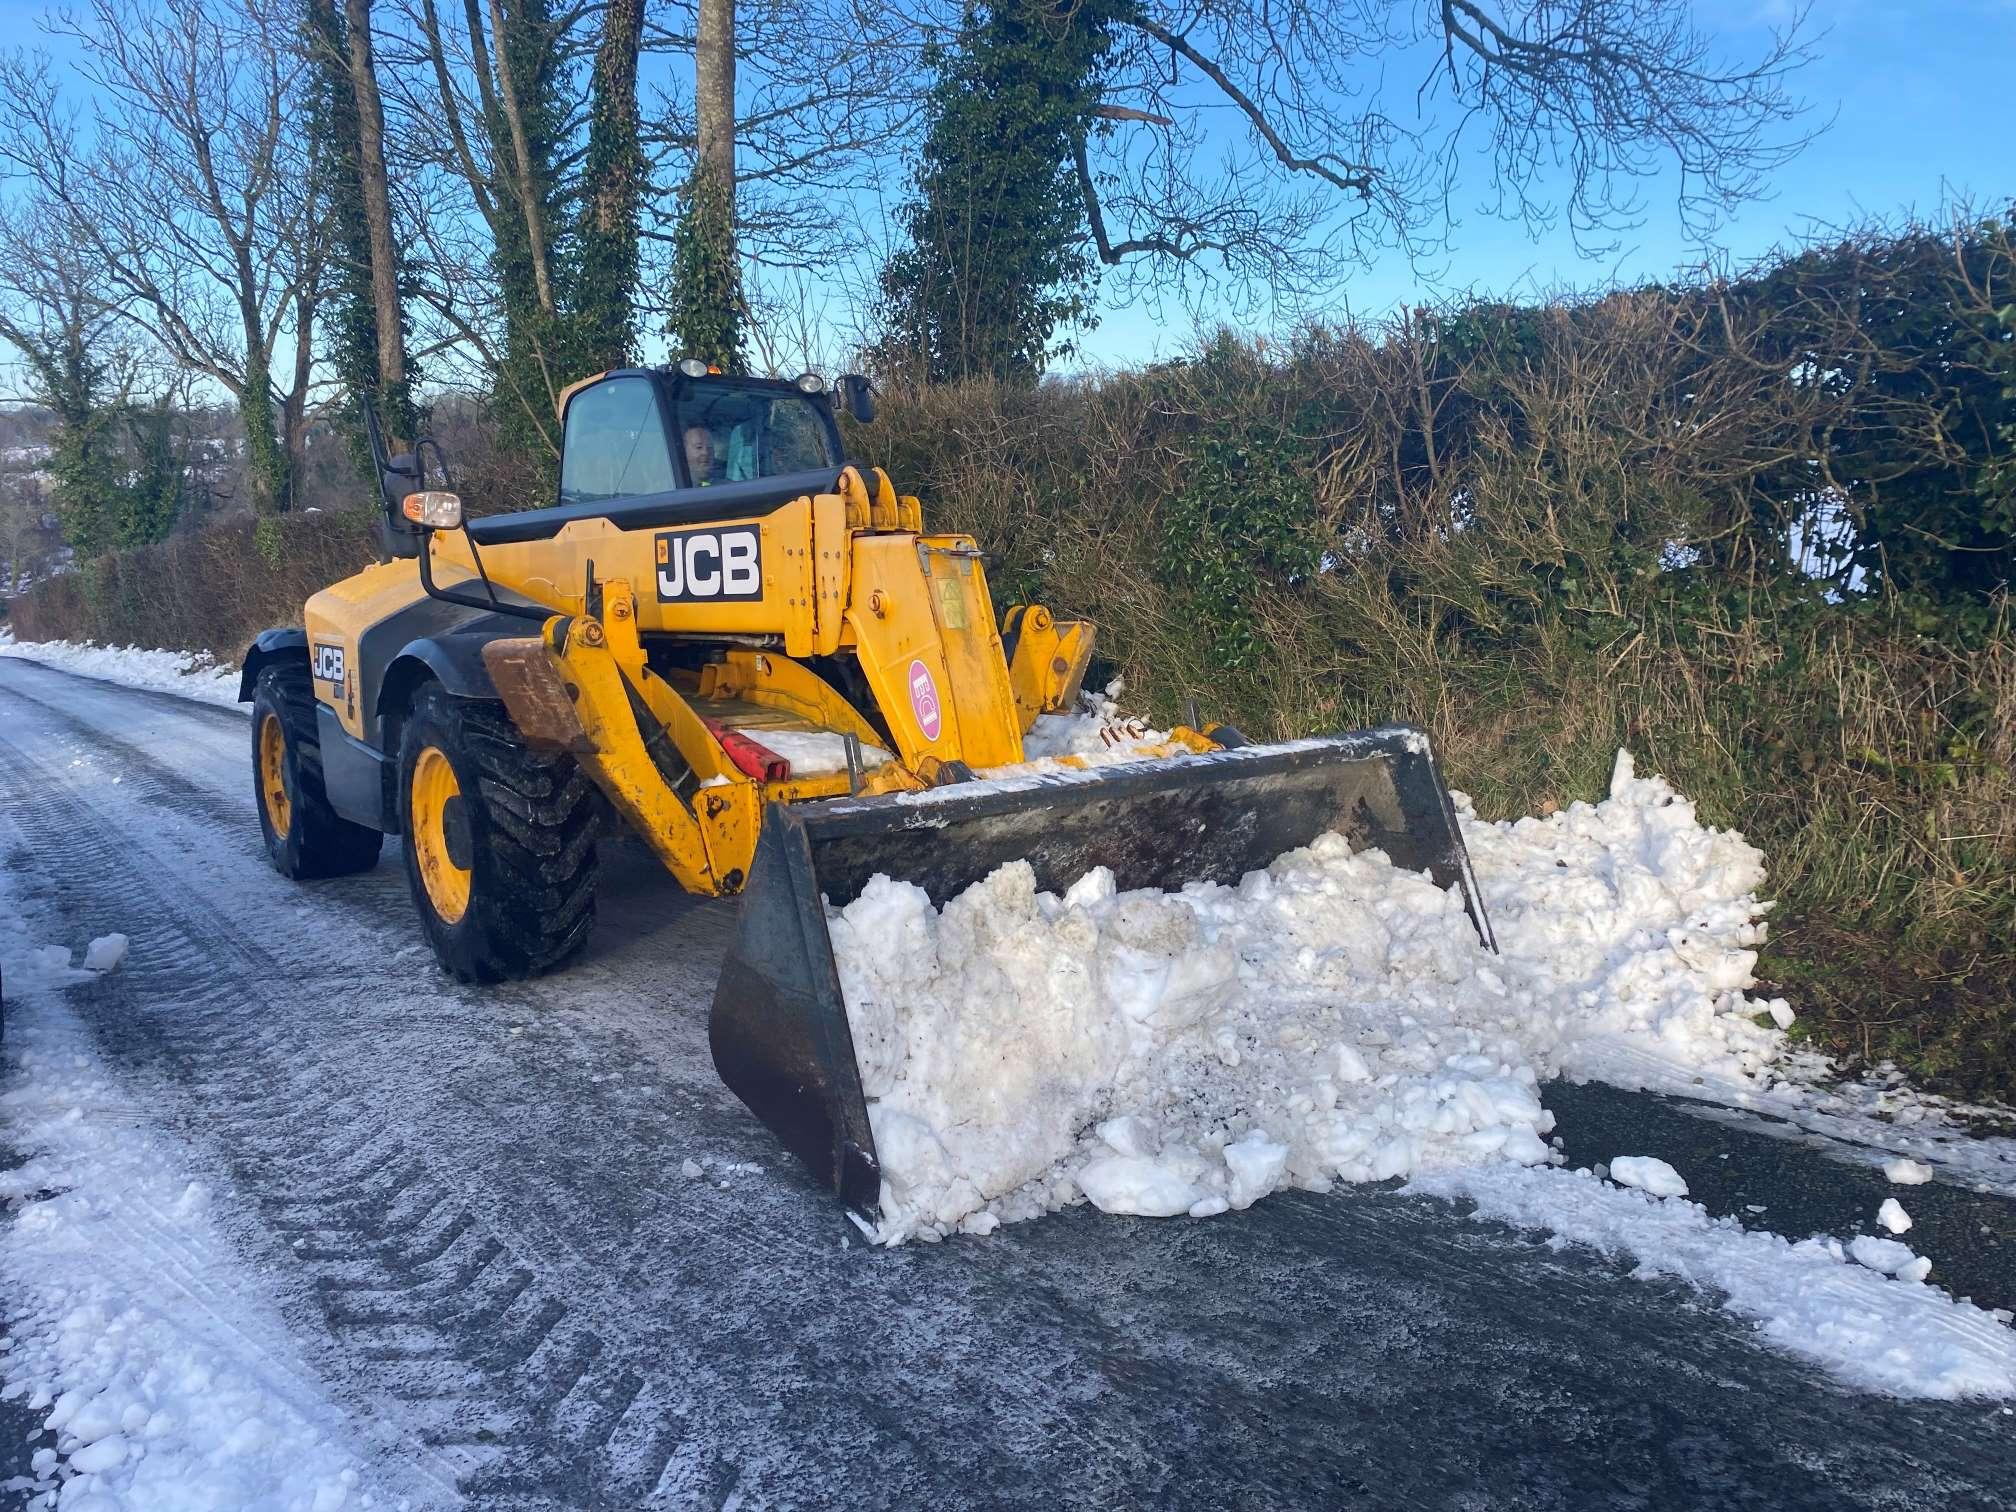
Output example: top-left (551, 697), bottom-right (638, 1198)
top-left (682, 423), bottom-right (716, 486)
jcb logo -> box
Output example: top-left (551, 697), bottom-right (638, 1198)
top-left (312, 642), bottom-right (346, 691)
top-left (655, 526), bottom-right (762, 603)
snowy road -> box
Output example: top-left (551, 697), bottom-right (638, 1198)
top-left (2, 655), bottom-right (2012, 1511)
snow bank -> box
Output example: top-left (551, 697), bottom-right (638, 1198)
top-left (0, 878), bottom-right (395, 1507)
top-left (0, 637), bottom-right (242, 707)
top-left (1413, 1165), bottom-right (2012, 1399)
top-left (831, 750), bottom-right (1779, 1243)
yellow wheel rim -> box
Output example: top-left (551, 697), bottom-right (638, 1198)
top-left (410, 745), bottom-right (472, 924)
top-left (258, 713), bottom-right (292, 839)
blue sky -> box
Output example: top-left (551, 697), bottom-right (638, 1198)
top-left (6, 0), bottom-right (2010, 377)
top-left (1082, 0), bottom-right (2016, 366)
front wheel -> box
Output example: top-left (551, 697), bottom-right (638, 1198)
top-left (251, 664), bottom-right (383, 880)
top-left (397, 683), bottom-right (600, 983)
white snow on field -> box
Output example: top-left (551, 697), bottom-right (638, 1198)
top-left (0, 636), bottom-right (242, 707)
top-left (1412, 1164), bottom-right (2012, 1399)
top-left (0, 877), bottom-right (408, 1507)
top-left (826, 745), bottom-right (2016, 1395)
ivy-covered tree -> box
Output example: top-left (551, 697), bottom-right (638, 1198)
top-left (666, 0), bottom-right (744, 372)
top-left (878, 0), bottom-right (1813, 382)
top-left (579, 0), bottom-right (647, 371)
top-left (480, 0), bottom-right (580, 475)
top-left (304, 0), bottom-right (418, 467)
top-left (0, 198), bottom-right (188, 556)
top-left (877, 0), bottom-right (1127, 384)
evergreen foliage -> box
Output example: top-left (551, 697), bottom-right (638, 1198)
top-left (578, 0), bottom-right (646, 372)
top-left (876, 0), bottom-right (1129, 383)
top-left (667, 160), bottom-right (744, 372)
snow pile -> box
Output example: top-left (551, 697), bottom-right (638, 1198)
top-left (1, 881), bottom-right (393, 1507)
top-left (1457, 753), bottom-right (1784, 1084)
top-left (832, 834), bottom-right (1551, 1239)
top-left (830, 751), bottom-right (1785, 1243)
top-left (0, 638), bottom-right (242, 707)
top-left (1415, 1164), bottom-right (2008, 1398)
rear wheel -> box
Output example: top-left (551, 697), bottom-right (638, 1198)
top-left (251, 664), bottom-right (384, 880)
top-left (397, 682), bottom-right (600, 982)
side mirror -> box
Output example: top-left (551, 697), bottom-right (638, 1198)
top-left (384, 451), bottom-right (419, 476)
top-left (838, 373), bottom-right (876, 425)
top-left (402, 490), bottom-right (464, 530)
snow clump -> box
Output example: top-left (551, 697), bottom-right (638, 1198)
top-left (1609, 1156), bottom-right (1689, 1198)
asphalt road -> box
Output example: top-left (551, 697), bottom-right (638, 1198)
top-left (1, 655), bottom-right (2011, 1511)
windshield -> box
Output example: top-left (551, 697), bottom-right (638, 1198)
top-left (672, 382), bottom-right (840, 486)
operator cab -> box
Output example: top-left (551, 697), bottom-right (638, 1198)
top-left (558, 369), bottom-right (848, 504)
top-left (461, 366), bottom-right (876, 548)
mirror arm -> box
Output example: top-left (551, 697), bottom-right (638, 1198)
top-left (416, 530), bottom-right (550, 622)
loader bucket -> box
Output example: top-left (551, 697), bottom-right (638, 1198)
top-left (708, 726), bottom-right (1494, 1218)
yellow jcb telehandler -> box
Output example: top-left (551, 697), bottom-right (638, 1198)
top-left (241, 365), bottom-right (1492, 1217)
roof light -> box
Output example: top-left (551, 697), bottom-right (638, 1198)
top-left (676, 357), bottom-right (709, 378)
top-left (794, 372), bottom-right (826, 394)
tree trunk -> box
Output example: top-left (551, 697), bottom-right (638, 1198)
top-left (580, 0), bottom-right (644, 368)
top-left (487, 0), bottom-right (556, 316)
top-left (668, 0), bottom-right (741, 369)
top-left (341, 0), bottom-right (409, 444)
top-left (695, 0), bottom-right (735, 193)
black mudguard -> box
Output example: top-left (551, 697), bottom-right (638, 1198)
top-left (237, 627), bottom-right (309, 702)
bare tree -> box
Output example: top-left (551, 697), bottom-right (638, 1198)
top-left (1061, 0), bottom-right (1817, 315)
top-left (0, 0), bottom-right (326, 515)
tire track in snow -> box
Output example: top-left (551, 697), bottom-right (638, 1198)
top-left (0, 713), bottom-right (712, 1504)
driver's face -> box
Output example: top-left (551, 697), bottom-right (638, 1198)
top-left (683, 425), bottom-right (713, 480)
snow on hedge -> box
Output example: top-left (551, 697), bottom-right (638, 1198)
top-left (0, 636), bottom-right (242, 707)
top-left (0, 879), bottom-right (395, 1507)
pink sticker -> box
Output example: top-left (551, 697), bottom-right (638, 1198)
top-left (908, 658), bottom-right (942, 741)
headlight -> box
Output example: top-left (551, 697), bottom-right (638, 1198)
top-left (794, 372), bottom-right (826, 393)
top-left (677, 357), bottom-right (710, 377)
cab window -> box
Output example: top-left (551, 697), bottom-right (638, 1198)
top-left (559, 377), bottom-right (677, 505)
top-left (673, 383), bottom-right (840, 487)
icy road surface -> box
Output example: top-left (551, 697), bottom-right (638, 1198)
top-left (1, 656), bottom-right (2013, 1511)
